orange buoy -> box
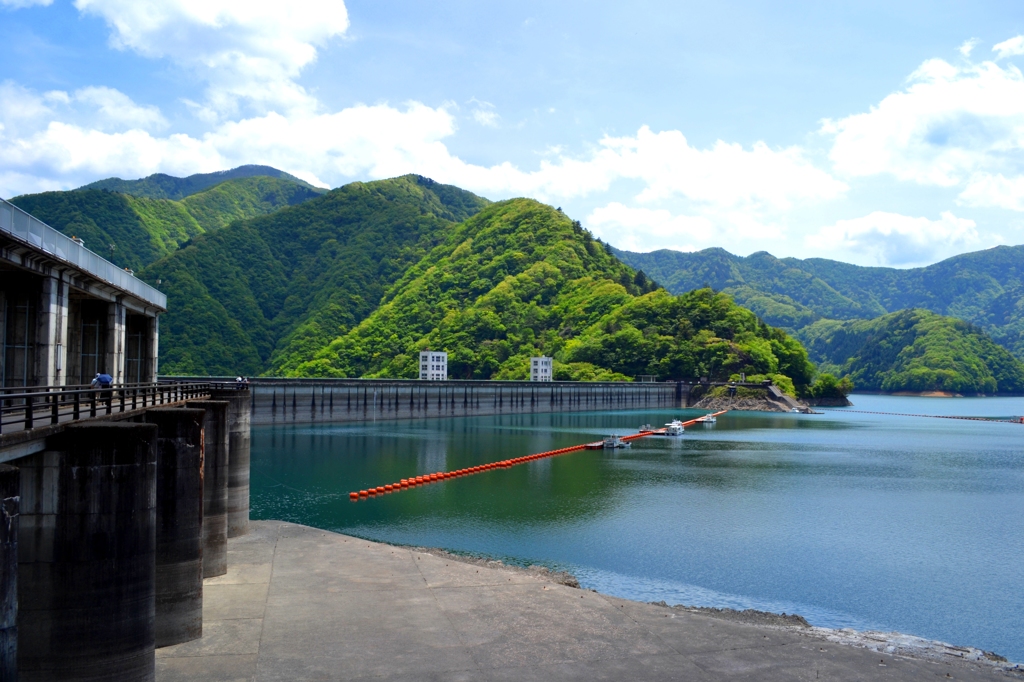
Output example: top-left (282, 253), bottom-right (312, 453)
top-left (376, 486), bottom-right (385, 493)
top-left (349, 492), bottom-right (359, 499)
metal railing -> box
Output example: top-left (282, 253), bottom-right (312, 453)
top-left (0, 381), bottom-right (223, 435)
top-left (0, 197), bottom-right (167, 309)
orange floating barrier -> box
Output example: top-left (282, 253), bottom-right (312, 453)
top-left (352, 411), bottom-right (731, 501)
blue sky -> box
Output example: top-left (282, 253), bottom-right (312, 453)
top-left (2, 0), bottom-right (1023, 267)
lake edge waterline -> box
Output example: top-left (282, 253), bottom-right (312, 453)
top-left (157, 520), bottom-right (1021, 680)
top-left (250, 395), bottom-right (1024, 662)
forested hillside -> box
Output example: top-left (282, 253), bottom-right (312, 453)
top-left (799, 310), bottom-right (1024, 394)
top-left (141, 175), bottom-right (490, 375)
top-left (10, 175), bottom-right (321, 270)
top-left (18, 165), bottom-right (1013, 392)
top-left (79, 164), bottom-right (321, 200)
top-left (298, 199), bottom-right (815, 388)
top-left (615, 246), bottom-right (1024, 359)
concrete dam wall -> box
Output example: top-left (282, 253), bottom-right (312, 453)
top-left (218, 379), bottom-right (691, 426)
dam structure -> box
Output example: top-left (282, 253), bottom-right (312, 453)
top-left (0, 198), bottom-right (252, 681)
top-left (167, 377), bottom-right (697, 426)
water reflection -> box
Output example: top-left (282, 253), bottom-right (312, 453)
top-left (251, 395), bottom-right (1024, 662)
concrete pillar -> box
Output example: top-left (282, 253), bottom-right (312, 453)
top-left (106, 300), bottom-right (126, 386)
top-left (210, 390), bottom-right (250, 538)
top-left (17, 422), bottom-right (158, 682)
top-left (187, 400), bottom-right (229, 578)
top-left (146, 316), bottom-right (159, 383)
top-left (0, 464), bottom-right (18, 681)
top-left (65, 298), bottom-right (83, 386)
top-left (36, 272), bottom-right (69, 387)
top-left (145, 408), bottom-right (204, 648)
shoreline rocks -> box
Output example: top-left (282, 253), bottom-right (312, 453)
top-left (690, 395), bottom-right (790, 412)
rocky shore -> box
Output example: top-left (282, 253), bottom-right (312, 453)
top-left (690, 394), bottom-right (791, 412)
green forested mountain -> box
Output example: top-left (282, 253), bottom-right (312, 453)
top-left (297, 199), bottom-right (815, 388)
top-left (614, 246), bottom-right (1024, 359)
top-left (10, 175), bottom-right (322, 270)
top-left (79, 164), bottom-right (321, 200)
top-left (19, 165), bottom-right (1010, 392)
top-left (142, 175), bottom-right (490, 375)
top-left (800, 309), bottom-right (1024, 394)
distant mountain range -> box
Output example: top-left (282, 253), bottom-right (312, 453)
top-left (8, 166), bottom-right (1024, 393)
top-left (78, 164), bottom-right (323, 201)
top-left (614, 246), bottom-right (1024, 361)
top-left (12, 174), bottom-right (322, 271)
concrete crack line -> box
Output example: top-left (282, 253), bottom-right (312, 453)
top-left (252, 526), bottom-right (281, 682)
top-left (411, 550), bottom-right (485, 674)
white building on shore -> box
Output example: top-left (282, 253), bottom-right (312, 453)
top-left (419, 350), bottom-right (448, 380)
top-left (530, 356), bottom-right (553, 382)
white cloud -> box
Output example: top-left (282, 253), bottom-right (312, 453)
top-left (427, 126), bottom-right (844, 212)
top-left (471, 108), bottom-right (499, 127)
top-left (824, 51), bottom-right (1024, 215)
top-left (0, 0), bottom-right (52, 7)
top-left (806, 211), bottom-right (982, 267)
top-left (824, 57), bottom-right (1024, 187)
top-left (958, 39), bottom-right (979, 58)
top-left (72, 86), bottom-right (167, 131)
top-left (959, 172), bottom-right (1024, 211)
top-left (73, 0), bottom-right (350, 116)
top-left (598, 128), bottom-right (846, 208)
top-left (993, 36), bottom-right (1024, 59)
top-left (587, 203), bottom-right (712, 252)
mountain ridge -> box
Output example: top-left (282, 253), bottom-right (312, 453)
top-left (79, 164), bottom-right (324, 200)
top-left (613, 244), bottom-right (1024, 359)
top-left (10, 175), bottom-right (322, 271)
top-left (141, 175), bottom-right (491, 375)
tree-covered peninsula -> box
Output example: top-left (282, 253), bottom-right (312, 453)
top-left (294, 198), bottom-right (815, 388)
top-left (800, 309), bottom-right (1024, 394)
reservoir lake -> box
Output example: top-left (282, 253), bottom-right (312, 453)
top-left (250, 394), bottom-right (1024, 662)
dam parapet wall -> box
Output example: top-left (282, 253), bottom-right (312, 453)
top-left (165, 378), bottom-right (692, 425)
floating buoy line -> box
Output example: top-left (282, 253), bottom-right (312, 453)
top-left (349, 410), bottom-right (729, 501)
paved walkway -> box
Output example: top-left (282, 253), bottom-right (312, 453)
top-left (156, 521), bottom-right (1015, 681)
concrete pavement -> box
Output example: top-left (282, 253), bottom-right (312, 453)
top-left (155, 521), bottom-right (1018, 681)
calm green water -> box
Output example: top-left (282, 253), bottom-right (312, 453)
top-left (251, 394), bottom-right (1024, 661)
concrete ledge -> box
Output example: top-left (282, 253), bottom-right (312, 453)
top-left (156, 521), bottom-right (1021, 681)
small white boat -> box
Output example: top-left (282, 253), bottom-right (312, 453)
top-left (663, 420), bottom-right (685, 436)
top-left (603, 435), bottom-right (631, 449)
top-left (696, 414), bottom-right (717, 424)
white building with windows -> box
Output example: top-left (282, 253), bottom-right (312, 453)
top-left (419, 350), bottom-right (448, 380)
top-left (530, 356), bottom-right (552, 382)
